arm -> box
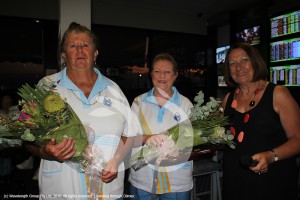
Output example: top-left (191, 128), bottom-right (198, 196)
top-left (269, 86), bottom-right (300, 160)
top-left (251, 85), bottom-right (300, 173)
top-left (101, 136), bottom-right (134, 183)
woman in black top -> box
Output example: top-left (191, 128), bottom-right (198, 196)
top-left (221, 43), bottom-right (300, 200)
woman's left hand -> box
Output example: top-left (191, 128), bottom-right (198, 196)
top-left (101, 157), bottom-right (119, 183)
top-left (250, 151), bottom-right (274, 174)
top-left (145, 133), bottom-right (169, 147)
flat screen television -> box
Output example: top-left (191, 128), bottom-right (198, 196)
top-left (216, 45), bottom-right (230, 64)
top-left (236, 26), bottom-right (260, 45)
top-left (270, 10), bottom-right (300, 38)
top-left (269, 65), bottom-right (300, 86)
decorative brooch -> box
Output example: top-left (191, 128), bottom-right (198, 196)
top-left (174, 112), bottom-right (181, 122)
top-left (103, 96), bottom-right (112, 107)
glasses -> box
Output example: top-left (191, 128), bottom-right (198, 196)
top-left (229, 56), bottom-right (250, 67)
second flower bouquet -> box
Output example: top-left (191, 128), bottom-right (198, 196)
top-left (130, 91), bottom-right (235, 171)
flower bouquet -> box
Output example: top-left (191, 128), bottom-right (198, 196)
top-left (130, 91), bottom-right (235, 171)
top-left (0, 83), bottom-right (92, 164)
top-left (0, 83), bottom-right (106, 194)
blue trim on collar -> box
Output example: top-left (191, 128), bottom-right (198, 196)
top-left (142, 88), bottom-right (157, 104)
top-left (142, 87), bottom-right (181, 106)
top-left (55, 67), bottom-right (112, 105)
top-left (169, 86), bottom-right (181, 106)
top-left (142, 87), bottom-right (181, 123)
top-left (157, 107), bottom-right (165, 123)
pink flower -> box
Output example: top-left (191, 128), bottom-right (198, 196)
top-left (18, 111), bottom-right (32, 122)
top-left (18, 111), bottom-right (36, 128)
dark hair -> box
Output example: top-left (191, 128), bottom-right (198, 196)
top-left (150, 53), bottom-right (178, 74)
top-left (58, 22), bottom-right (99, 67)
top-left (224, 42), bottom-right (268, 87)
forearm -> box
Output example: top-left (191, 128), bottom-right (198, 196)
top-left (24, 143), bottom-right (52, 160)
top-left (272, 138), bottom-right (300, 162)
top-left (133, 134), bottom-right (152, 147)
top-left (113, 136), bottom-right (134, 165)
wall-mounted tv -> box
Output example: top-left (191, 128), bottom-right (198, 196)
top-left (216, 45), bottom-right (230, 64)
top-left (270, 65), bottom-right (300, 86)
top-left (270, 10), bottom-right (300, 38)
top-left (236, 26), bottom-right (260, 45)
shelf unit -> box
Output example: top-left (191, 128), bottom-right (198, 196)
top-left (269, 9), bottom-right (300, 87)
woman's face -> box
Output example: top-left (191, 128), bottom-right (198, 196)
top-left (62, 32), bottom-right (98, 70)
top-left (151, 60), bottom-right (178, 93)
top-left (228, 48), bottom-right (254, 85)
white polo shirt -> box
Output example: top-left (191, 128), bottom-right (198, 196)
top-left (129, 87), bottom-right (194, 194)
top-left (38, 68), bottom-right (136, 200)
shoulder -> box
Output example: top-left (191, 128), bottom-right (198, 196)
top-left (180, 94), bottom-right (193, 107)
top-left (101, 74), bottom-right (120, 89)
top-left (273, 84), bottom-right (298, 113)
top-left (273, 84), bottom-right (292, 102)
top-left (174, 92), bottom-right (193, 115)
top-left (101, 75), bottom-right (126, 96)
top-left (132, 92), bottom-right (148, 106)
top-left (38, 71), bottom-right (61, 86)
top-left (173, 87), bottom-right (193, 107)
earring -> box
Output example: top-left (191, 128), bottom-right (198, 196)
top-left (94, 61), bottom-right (97, 66)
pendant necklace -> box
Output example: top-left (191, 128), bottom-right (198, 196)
top-left (231, 80), bottom-right (261, 109)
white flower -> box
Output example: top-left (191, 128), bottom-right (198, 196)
top-left (194, 91), bottom-right (204, 105)
top-left (190, 92), bottom-right (222, 121)
top-left (210, 126), bottom-right (225, 141)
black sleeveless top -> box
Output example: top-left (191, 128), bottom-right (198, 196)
top-left (222, 83), bottom-right (297, 200)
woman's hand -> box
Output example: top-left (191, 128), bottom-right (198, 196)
top-left (101, 157), bottom-right (119, 183)
top-left (250, 151), bottom-right (274, 174)
top-left (145, 134), bottom-right (169, 147)
top-left (42, 137), bottom-right (77, 162)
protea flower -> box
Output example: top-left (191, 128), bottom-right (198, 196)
top-left (43, 93), bottom-right (66, 113)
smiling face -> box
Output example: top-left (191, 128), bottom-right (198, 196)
top-left (228, 48), bottom-right (254, 85)
top-left (151, 60), bottom-right (178, 95)
top-left (62, 31), bottom-right (98, 71)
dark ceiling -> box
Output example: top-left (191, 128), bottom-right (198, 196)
top-left (0, 16), bottom-right (207, 68)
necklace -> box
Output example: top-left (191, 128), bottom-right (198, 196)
top-left (231, 80), bottom-right (261, 109)
top-left (230, 80), bottom-right (262, 143)
top-left (249, 81), bottom-right (261, 107)
top-left (70, 90), bottom-right (100, 106)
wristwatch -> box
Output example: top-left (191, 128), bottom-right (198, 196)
top-left (271, 149), bottom-right (279, 162)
